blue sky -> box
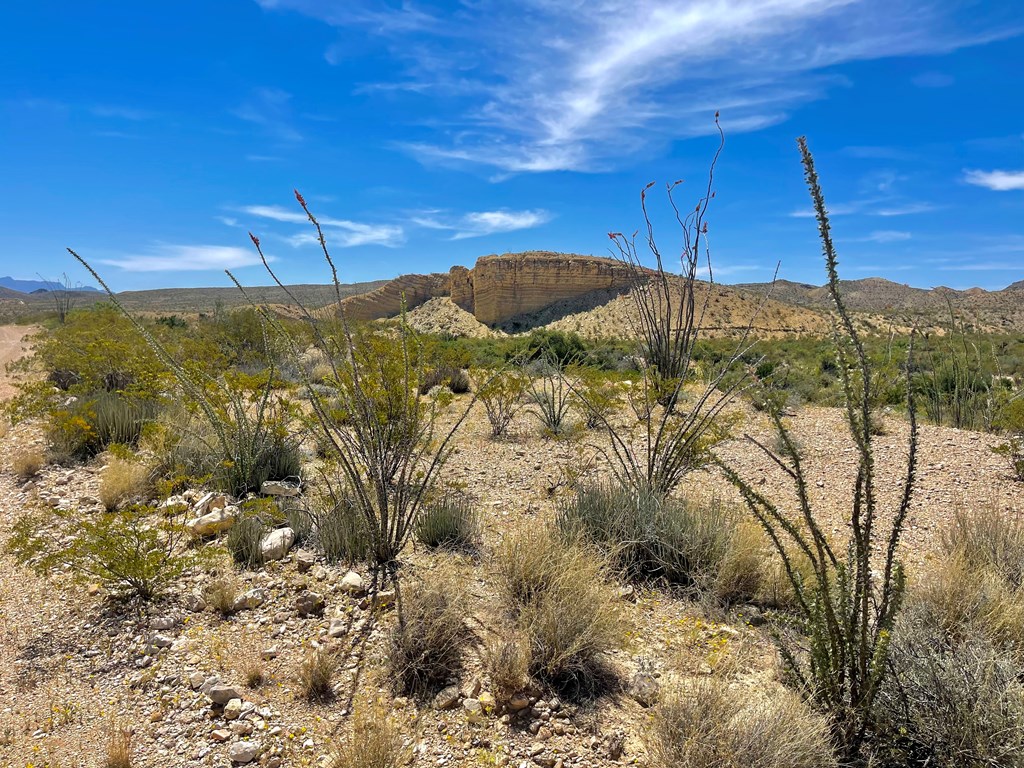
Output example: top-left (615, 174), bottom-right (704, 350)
top-left (1, 1), bottom-right (1022, 292)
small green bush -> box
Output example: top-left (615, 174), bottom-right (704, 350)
top-left (9, 504), bottom-right (201, 601)
top-left (527, 360), bottom-right (575, 437)
top-left (415, 493), bottom-right (479, 549)
top-left (227, 514), bottom-right (267, 570)
top-left (557, 483), bottom-right (737, 589)
top-left (474, 368), bottom-right (527, 437)
top-left (993, 435), bottom-right (1024, 483)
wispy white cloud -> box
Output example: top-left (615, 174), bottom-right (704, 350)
top-left (232, 87), bottom-right (303, 142)
top-left (963, 168), bottom-right (1024, 191)
top-left (90, 105), bottom-right (155, 121)
top-left (789, 200), bottom-right (935, 217)
top-left (256, 0), bottom-right (1022, 172)
top-left (853, 230), bottom-right (913, 243)
top-left (98, 244), bottom-right (270, 272)
top-left (413, 208), bottom-right (552, 239)
top-left (242, 204), bottom-right (405, 247)
top-left (217, 216), bottom-right (241, 227)
top-left (938, 261), bottom-right (1024, 271)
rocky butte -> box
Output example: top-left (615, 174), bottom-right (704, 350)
top-left (339, 251), bottom-right (635, 326)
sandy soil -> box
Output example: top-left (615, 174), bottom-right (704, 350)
top-left (0, 325), bottom-right (36, 401)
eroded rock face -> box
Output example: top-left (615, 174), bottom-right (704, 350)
top-left (339, 273), bottom-right (450, 321)
top-left (336, 252), bottom-right (634, 327)
top-left (470, 252), bottom-right (633, 325)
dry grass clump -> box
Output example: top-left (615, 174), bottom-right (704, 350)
top-left (103, 721), bottom-right (132, 768)
top-left (99, 456), bottom-right (151, 511)
top-left (327, 697), bottom-right (410, 768)
top-left (496, 527), bottom-right (624, 695)
top-left (942, 505), bottom-right (1024, 588)
top-left (913, 554), bottom-right (1024, 665)
top-left (556, 484), bottom-right (743, 593)
top-left (204, 575), bottom-right (240, 617)
top-left (714, 519), bottom-right (769, 604)
top-left (11, 447), bottom-right (45, 480)
top-left (647, 680), bottom-right (837, 768)
top-left (243, 657), bottom-right (266, 689)
top-left (388, 567), bottom-right (472, 697)
top-left (298, 646), bottom-right (338, 702)
top-left (485, 635), bottom-right (529, 703)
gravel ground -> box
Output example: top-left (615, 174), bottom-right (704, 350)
top-left (1, 329), bottom-right (1021, 768)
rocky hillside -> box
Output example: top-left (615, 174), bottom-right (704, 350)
top-left (735, 277), bottom-right (1024, 332)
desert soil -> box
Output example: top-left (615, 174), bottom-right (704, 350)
top-left (0, 325), bottom-right (1021, 768)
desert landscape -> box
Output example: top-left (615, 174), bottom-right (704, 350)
top-left (4, 3), bottom-right (1023, 767)
top-left (1, 218), bottom-right (1023, 768)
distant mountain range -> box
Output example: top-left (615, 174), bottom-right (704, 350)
top-left (0, 276), bottom-right (99, 294)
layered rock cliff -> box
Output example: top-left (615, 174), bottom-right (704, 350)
top-left (338, 251), bottom-right (635, 326)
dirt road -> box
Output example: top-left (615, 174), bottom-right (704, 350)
top-left (0, 324), bottom-right (36, 401)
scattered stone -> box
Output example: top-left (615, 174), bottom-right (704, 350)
top-left (208, 684), bottom-right (242, 706)
top-left (327, 618), bottom-right (347, 638)
top-left (260, 479), bottom-right (301, 497)
top-left (183, 592), bottom-right (207, 612)
top-left (260, 527), bottom-right (295, 561)
top-left (479, 691), bottom-right (496, 711)
top-left (150, 616), bottom-right (176, 630)
top-left (224, 698), bottom-right (242, 720)
top-left (295, 591), bottom-right (325, 617)
top-left (261, 646), bottom-right (279, 660)
top-left (629, 672), bottom-right (660, 708)
top-left (295, 550), bottom-right (316, 573)
top-left (228, 740), bottom-right (260, 764)
top-left (463, 698), bottom-right (484, 723)
top-left (186, 506), bottom-right (236, 537)
top-left (232, 588), bottom-right (267, 613)
top-left (339, 571), bottom-right (365, 595)
top-left (211, 729), bottom-right (231, 743)
top-left (434, 686), bottom-right (461, 711)
top-left (508, 692), bottom-right (531, 711)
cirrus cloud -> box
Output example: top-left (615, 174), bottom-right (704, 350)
top-left (98, 244), bottom-right (270, 272)
top-left (964, 169), bottom-right (1024, 191)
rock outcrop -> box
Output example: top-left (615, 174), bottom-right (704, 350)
top-left (336, 251), bottom-right (634, 327)
top-left (469, 252), bottom-right (632, 325)
top-left (339, 273), bottom-right (449, 321)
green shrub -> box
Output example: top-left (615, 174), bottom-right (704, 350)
top-left (388, 568), bottom-right (472, 697)
top-left (227, 514), bottom-right (267, 570)
top-left (9, 504), bottom-right (201, 601)
top-left (415, 493), bottom-right (479, 549)
top-left (874, 597), bottom-right (1024, 768)
top-left (47, 392), bottom-right (158, 460)
top-left (993, 435), bottom-right (1024, 483)
top-left (474, 368), bottom-right (527, 437)
top-left (647, 680), bottom-right (837, 768)
top-left (556, 483), bottom-right (737, 589)
top-left (316, 487), bottom-right (372, 563)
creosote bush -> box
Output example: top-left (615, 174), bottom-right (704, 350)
top-left (496, 528), bottom-right (623, 695)
top-left (474, 368), bottom-right (527, 438)
top-left (527, 358), bottom-right (575, 438)
top-left (415, 492), bottom-right (479, 550)
top-left (8, 504), bottom-right (200, 602)
top-left (388, 567), bottom-right (472, 697)
top-left (647, 680), bottom-right (836, 768)
top-left (327, 697), bottom-right (409, 768)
